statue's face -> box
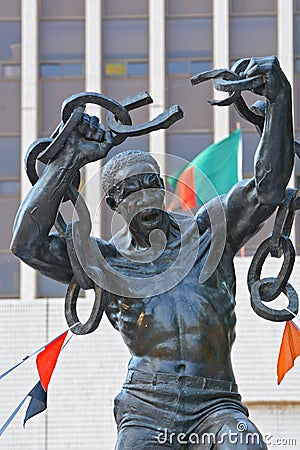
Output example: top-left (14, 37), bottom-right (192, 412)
top-left (107, 162), bottom-right (166, 243)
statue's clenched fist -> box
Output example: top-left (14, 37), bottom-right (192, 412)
top-left (63, 113), bottom-right (113, 168)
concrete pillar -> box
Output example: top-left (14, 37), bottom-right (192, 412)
top-left (20, 0), bottom-right (38, 299)
top-left (278, 0), bottom-right (296, 247)
top-left (85, 0), bottom-right (103, 238)
top-left (149, 0), bottom-right (166, 176)
top-left (213, 0), bottom-right (230, 142)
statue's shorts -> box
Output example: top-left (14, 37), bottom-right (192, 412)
top-left (114, 369), bottom-right (267, 449)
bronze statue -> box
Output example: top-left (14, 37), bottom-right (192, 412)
top-left (11, 56), bottom-right (294, 449)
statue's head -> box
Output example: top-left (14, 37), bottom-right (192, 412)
top-left (102, 150), bottom-right (167, 245)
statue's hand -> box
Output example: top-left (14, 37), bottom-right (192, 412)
top-left (243, 56), bottom-right (291, 103)
top-left (64, 113), bottom-right (113, 168)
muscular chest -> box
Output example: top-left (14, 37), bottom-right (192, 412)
top-left (109, 265), bottom-right (236, 343)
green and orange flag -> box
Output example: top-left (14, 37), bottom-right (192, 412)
top-left (168, 129), bottom-right (242, 210)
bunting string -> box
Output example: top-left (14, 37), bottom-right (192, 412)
top-left (0, 324), bottom-right (78, 436)
top-left (0, 323), bottom-right (79, 382)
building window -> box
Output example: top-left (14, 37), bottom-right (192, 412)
top-left (40, 0), bottom-right (84, 18)
top-left (104, 61), bottom-right (148, 78)
top-left (228, 2), bottom-right (278, 255)
top-left (0, 138), bottom-right (20, 297)
top-left (37, 8), bottom-right (85, 296)
top-left (229, 1), bottom-right (278, 163)
top-left (229, 0), bottom-right (277, 61)
top-left (0, 9), bottom-right (21, 297)
top-left (167, 0), bottom-right (212, 16)
top-left (37, 202), bottom-right (75, 298)
top-left (39, 21), bottom-right (84, 61)
top-left (104, 0), bottom-right (148, 16)
top-left (103, 19), bottom-right (148, 60)
top-left (166, 6), bottom-right (213, 180)
top-left (39, 12), bottom-right (85, 137)
top-left (102, 5), bottom-right (149, 240)
top-left (230, 0), bottom-right (276, 14)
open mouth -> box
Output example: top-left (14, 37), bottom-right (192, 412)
top-left (139, 209), bottom-right (160, 227)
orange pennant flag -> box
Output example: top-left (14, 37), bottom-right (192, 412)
top-left (36, 331), bottom-right (68, 391)
top-left (277, 321), bottom-right (300, 384)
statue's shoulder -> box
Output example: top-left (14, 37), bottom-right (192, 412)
top-left (194, 195), bottom-right (227, 231)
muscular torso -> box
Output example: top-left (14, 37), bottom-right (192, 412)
top-left (104, 213), bottom-right (237, 382)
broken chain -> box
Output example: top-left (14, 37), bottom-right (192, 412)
top-left (192, 59), bottom-right (300, 322)
top-left (247, 189), bottom-right (299, 321)
top-left (24, 91), bottom-right (183, 334)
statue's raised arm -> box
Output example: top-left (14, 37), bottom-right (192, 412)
top-left (194, 56), bottom-right (294, 255)
top-left (11, 90), bottom-right (183, 283)
top-left (10, 114), bottom-right (114, 283)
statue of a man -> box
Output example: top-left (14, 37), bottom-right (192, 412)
top-left (11, 57), bottom-right (294, 449)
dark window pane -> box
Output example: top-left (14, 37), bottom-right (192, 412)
top-left (230, 0), bottom-right (276, 13)
top-left (0, 181), bottom-right (20, 195)
top-left (38, 274), bottom-right (68, 298)
top-left (63, 63), bottom-right (84, 77)
top-left (101, 135), bottom-right (149, 168)
top-left (230, 90), bottom-right (263, 131)
top-left (0, 197), bottom-right (20, 250)
top-left (166, 133), bottom-right (213, 176)
top-left (0, 254), bottom-right (19, 297)
top-left (108, 134), bottom-right (148, 155)
top-left (40, 21), bottom-right (84, 60)
top-left (294, 16), bottom-right (300, 54)
top-left (168, 0), bottom-right (212, 15)
top-left (103, 20), bottom-right (148, 59)
top-left (0, 2), bottom-right (21, 17)
top-left (104, 0), bottom-right (148, 16)
top-left (57, 201), bottom-right (75, 224)
top-left (41, 64), bottom-right (84, 78)
top-left (296, 0), bottom-right (300, 12)
top-left (167, 78), bottom-right (213, 130)
top-left (168, 60), bottom-right (212, 75)
top-left (295, 75), bottom-right (300, 129)
top-left (2, 64), bottom-right (21, 79)
top-left (127, 62), bottom-right (148, 76)
top-left (0, 137), bottom-right (20, 178)
top-left (40, 0), bottom-right (84, 17)
top-left (104, 78), bottom-right (149, 125)
top-left (230, 17), bottom-right (277, 59)
top-left (38, 204), bottom-right (77, 297)
top-left (40, 64), bottom-right (62, 78)
top-left (243, 212), bottom-right (276, 255)
top-left (168, 61), bottom-right (190, 75)
top-left (102, 78), bottom-right (150, 158)
top-left (40, 79), bottom-right (84, 135)
top-left (191, 60), bottom-right (212, 75)
top-left (239, 132), bottom-right (260, 176)
top-left (167, 18), bottom-right (212, 58)
top-left (0, 82), bottom-right (20, 133)
top-left (295, 132), bottom-right (300, 173)
top-left (0, 23), bottom-right (21, 60)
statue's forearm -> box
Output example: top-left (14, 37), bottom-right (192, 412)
top-left (11, 150), bottom-right (79, 258)
top-left (254, 89), bottom-right (294, 205)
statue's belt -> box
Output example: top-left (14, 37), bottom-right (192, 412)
top-left (124, 369), bottom-right (238, 393)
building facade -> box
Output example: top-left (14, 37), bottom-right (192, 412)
top-left (0, 0), bottom-right (300, 448)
